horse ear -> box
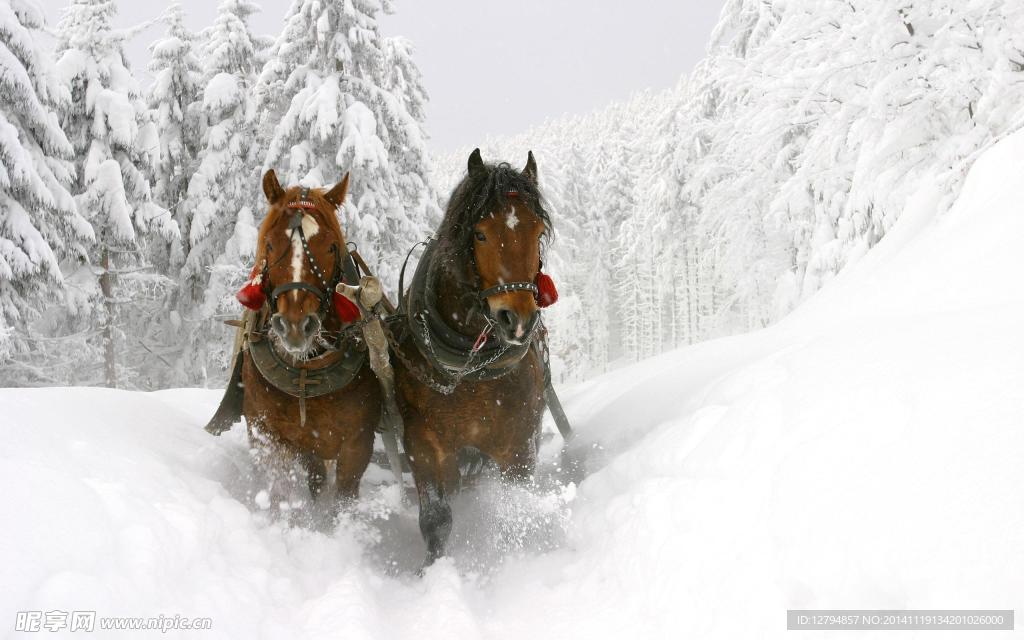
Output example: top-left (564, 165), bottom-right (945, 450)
top-left (468, 148), bottom-right (484, 177)
top-left (263, 169), bottom-right (285, 203)
top-left (523, 150), bottom-right (537, 184)
top-left (324, 172), bottom-right (350, 206)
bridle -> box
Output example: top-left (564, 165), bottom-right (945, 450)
top-left (473, 190), bottom-right (541, 304)
top-left (472, 265), bottom-right (542, 350)
top-left (477, 280), bottom-right (538, 300)
top-left (262, 188), bottom-right (358, 317)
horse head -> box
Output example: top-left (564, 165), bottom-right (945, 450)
top-left (439, 149), bottom-right (555, 346)
top-left (252, 169), bottom-right (354, 357)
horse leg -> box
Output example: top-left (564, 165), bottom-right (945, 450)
top-left (335, 426), bottom-right (374, 503)
top-left (407, 431), bottom-right (459, 567)
top-left (247, 425), bottom-right (304, 514)
top-left (497, 439), bottom-right (538, 484)
top-left (300, 452), bottom-right (327, 500)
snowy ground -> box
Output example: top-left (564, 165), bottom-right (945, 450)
top-left (4, 131), bottom-right (1024, 639)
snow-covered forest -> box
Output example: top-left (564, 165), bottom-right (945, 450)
top-left (438, 0), bottom-right (1024, 380)
top-left (3, 0), bottom-right (1024, 389)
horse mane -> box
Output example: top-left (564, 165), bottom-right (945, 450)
top-left (255, 186), bottom-right (347, 262)
top-left (436, 162), bottom-right (551, 266)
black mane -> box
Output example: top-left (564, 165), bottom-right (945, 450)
top-left (435, 161), bottom-right (551, 268)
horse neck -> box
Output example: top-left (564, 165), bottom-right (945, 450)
top-left (431, 258), bottom-right (488, 338)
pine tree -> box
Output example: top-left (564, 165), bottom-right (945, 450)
top-left (178, 0), bottom-right (261, 384)
top-left (0, 0), bottom-right (92, 381)
top-left (56, 0), bottom-right (177, 388)
top-left (257, 0), bottom-right (439, 289)
top-left (147, 2), bottom-right (201, 265)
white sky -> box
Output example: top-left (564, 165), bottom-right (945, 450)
top-left (36, 0), bottom-right (725, 153)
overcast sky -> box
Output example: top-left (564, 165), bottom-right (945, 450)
top-left (36, 0), bottom-right (725, 153)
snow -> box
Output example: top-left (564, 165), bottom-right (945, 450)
top-left (4, 130), bottom-right (1024, 637)
top-left (91, 159), bottom-right (134, 243)
top-left (204, 73), bottom-right (241, 112)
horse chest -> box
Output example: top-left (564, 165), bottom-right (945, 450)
top-left (241, 357), bottom-right (380, 458)
top-left (425, 373), bottom-right (544, 445)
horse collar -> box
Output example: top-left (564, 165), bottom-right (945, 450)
top-left (248, 329), bottom-right (367, 401)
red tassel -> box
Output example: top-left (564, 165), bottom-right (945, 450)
top-left (333, 291), bottom-right (361, 323)
top-left (236, 263), bottom-right (267, 310)
top-left (236, 282), bottom-right (266, 310)
top-left (535, 271), bottom-right (558, 307)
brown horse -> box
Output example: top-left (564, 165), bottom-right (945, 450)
top-left (236, 170), bottom-right (381, 508)
top-left (393, 149), bottom-right (553, 564)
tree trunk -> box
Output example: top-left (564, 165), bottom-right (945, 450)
top-left (101, 247), bottom-right (117, 388)
top-left (684, 243), bottom-right (694, 345)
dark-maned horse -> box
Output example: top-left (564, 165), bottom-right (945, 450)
top-left (235, 170), bottom-right (381, 507)
top-left (394, 149), bottom-right (554, 564)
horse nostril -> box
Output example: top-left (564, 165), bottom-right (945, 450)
top-left (496, 309), bottom-right (518, 332)
top-left (301, 314), bottom-right (320, 337)
top-left (271, 314), bottom-right (287, 337)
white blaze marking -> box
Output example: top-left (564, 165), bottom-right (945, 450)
top-left (290, 214), bottom-right (320, 303)
top-left (505, 205), bottom-right (519, 230)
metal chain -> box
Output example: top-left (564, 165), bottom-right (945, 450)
top-left (383, 317), bottom-right (459, 395)
top-left (417, 312), bottom-right (518, 380)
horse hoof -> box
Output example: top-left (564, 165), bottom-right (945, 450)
top-left (417, 553), bottom-right (442, 576)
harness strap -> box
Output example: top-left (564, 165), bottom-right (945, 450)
top-left (478, 281), bottom-right (538, 299)
top-left (398, 239), bottom-right (428, 311)
top-left (270, 281), bottom-right (325, 301)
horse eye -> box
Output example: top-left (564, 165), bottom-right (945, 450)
top-left (474, 231), bottom-right (486, 242)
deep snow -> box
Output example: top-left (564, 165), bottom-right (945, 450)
top-left (4, 131), bottom-right (1024, 638)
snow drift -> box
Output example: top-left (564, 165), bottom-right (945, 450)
top-left (4, 131), bottom-right (1024, 638)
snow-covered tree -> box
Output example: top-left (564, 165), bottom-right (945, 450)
top-left (147, 2), bottom-right (201, 266)
top-left (56, 0), bottom-right (177, 388)
top-left (0, 0), bottom-right (92, 382)
top-left (177, 0), bottom-right (262, 384)
top-left (257, 0), bottom-right (439, 288)
top-left (697, 0), bottom-right (1024, 318)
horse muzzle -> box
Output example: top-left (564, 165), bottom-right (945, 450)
top-left (492, 307), bottom-right (539, 345)
top-left (271, 312), bottom-right (322, 354)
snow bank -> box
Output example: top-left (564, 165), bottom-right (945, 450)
top-left (4, 131), bottom-right (1024, 637)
